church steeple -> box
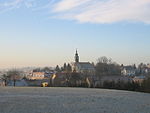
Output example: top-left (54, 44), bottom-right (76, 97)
top-left (75, 49), bottom-right (79, 63)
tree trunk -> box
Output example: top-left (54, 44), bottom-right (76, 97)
top-left (4, 80), bottom-right (7, 86)
top-left (13, 79), bottom-right (16, 87)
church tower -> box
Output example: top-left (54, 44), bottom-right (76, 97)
top-left (75, 49), bottom-right (79, 63)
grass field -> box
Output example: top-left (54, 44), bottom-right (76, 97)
top-left (0, 87), bottom-right (150, 113)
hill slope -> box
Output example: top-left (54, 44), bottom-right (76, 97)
top-left (0, 87), bottom-right (150, 113)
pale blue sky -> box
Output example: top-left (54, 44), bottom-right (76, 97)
top-left (0, 0), bottom-right (150, 68)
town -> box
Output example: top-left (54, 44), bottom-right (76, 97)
top-left (1, 0), bottom-right (150, 112)
top-left (0, 50), bottom-right (150, 93)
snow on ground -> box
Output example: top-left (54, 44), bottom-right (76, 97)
top-left (0, 87), bottom-right (150, 113)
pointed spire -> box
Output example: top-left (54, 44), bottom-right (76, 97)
top-left (75, 49), bottom-right (78, 55)
top-left (75, 49), bottom-right (79, 63)
top-left (76, 49), bottom-right (77, 54)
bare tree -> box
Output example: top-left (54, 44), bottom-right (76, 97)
top-left (7, 70), bottom-right (21, 87)
top-left (1, 74), bottom-right (8, 86)
top-left (96, 56), bottom-right (121, 77)
top-left (97, 56), bottom-right (112, 64)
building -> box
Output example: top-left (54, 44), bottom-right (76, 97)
top-left (121, 65), bottom-right (136, 76)
top-left (28, 72), bottom-right (45, 80)
top-left (139, 64), bottom-right (150, 74)
top-left (133, 76), bottom-right (146, 84)
top-left (72, 50), bottom-right (95, 76)
top-left (50, 50), bottom-right (96, 87)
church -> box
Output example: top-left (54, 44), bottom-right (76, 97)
top-left (72, 50), bottom-right (95, 76)
top-left (51, 50), bottom-right (96, 87)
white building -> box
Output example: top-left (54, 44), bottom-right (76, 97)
top-left (72, 50), bottom-right (95, 76)
top-left (28, 72), bottom-right (45, 80)
top-left (121, 66), bottom-right (136, 76)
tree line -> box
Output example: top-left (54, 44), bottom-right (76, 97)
top-left (55, 63), bottom-right (72, 73)
top-left (97, 77), bottom-right (150, 93)
top-left (95, 56), bottom-right (121, 77)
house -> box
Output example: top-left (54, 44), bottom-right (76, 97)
top-left (27, 69), bottom-right (54, 80)
top-left (121, 65), bottom-right (136, 76)
top-left (72, 50), bottom-right (95, 76)
top-left (133, 76), bottom-right (146, 84)
top-left (28, 72), bottom-right (46, 80)
top-left (136, 63), bottom-right (150, 75)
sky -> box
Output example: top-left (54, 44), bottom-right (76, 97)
top-left (0, 0), bottom-right (150, 68)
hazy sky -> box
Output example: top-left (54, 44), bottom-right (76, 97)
top-left (0, 0), bottom-right (150, 68)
